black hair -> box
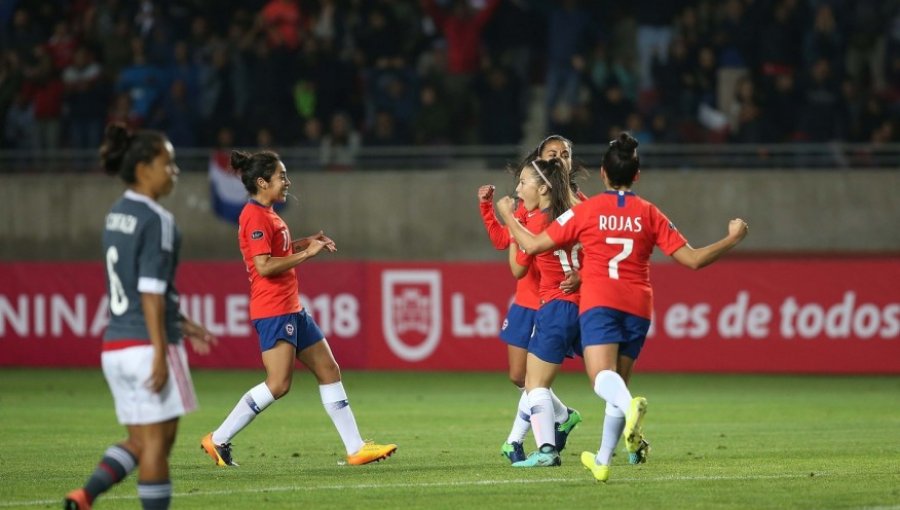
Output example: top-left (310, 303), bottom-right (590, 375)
top-left (99, 123), bottom-right (167, 183)
top-left (511, 134), bottom-right (586, 194)
top-left (526, 158), bottom-right (577, 223)
top-left (602, 132), bottom-right (640, 188)
top-left (231, 149), bottom-right (281, 194)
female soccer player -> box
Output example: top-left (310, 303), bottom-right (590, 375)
top-left (478, 135), bottom-right (583, 464)
top-left (65, 123), bottom-right (218, 510)
top-left (504, 158), bottom-right (583, 468)
top-left (201, 150), bottom-right (396, 467)
top-left (497, 133), bottom-right (749, 482)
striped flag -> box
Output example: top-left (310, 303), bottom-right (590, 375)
top-left (208, 151), bottom-right (247, 224)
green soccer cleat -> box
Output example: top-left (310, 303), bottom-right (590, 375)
top-left (554, 407), bottom-right (582, 452)
top-left (500, 441), bottom-right (527, 464)
top-left (628, 437), bottom-right (651, 464)
top-left (622, 396), bottom-right (648, 453)
top-left (580, 451), bottom-right (610, 482)
top-left (512, 444), bottom-right (561, 467)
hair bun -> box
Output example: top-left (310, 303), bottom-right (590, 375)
top-left (615, 132), bottom-right (639, 154)
top-left (230, 150), bottom-right (251, 173)
top-left (99, 122), bottom-right (134, 176)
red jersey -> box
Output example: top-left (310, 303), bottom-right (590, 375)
top-left (479, 200), bottom-right (540, 309)
top-left (545, 191), bottom-right (686, 319)
top-left (516, 209), bottom-right (580, 306)
top-left (238, 201), bottom-right (302, 320)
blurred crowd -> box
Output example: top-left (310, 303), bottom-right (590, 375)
top-left (1, 0), bottom-right (898, 165)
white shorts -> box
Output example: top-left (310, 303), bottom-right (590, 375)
top-left (102, 343), bottom-right (198, 426)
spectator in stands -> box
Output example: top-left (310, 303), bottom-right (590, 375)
top-left (799, 58), bottom-right (843, 142)
top-left (412, 82), bottom-right (452, 145)
top-left (62, 46), bottom-right (106, 149)
top-left (320, 111), bottom-right (360, 170)
top-left (420, 0), bottom-right (501, 142)
top-left (475, 61), bottom-right (522, 145)
top-left (22, 45), bottom-right (63, 151)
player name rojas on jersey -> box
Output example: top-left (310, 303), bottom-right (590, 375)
top-left (598, 214), bottom-right (642, 232)
top-left (105, 213), bottom-right (138, 234)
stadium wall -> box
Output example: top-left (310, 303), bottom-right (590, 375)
top-left (0, 169), bottom-right (898, 261)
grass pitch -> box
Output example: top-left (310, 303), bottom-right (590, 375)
top-left (1, 369), bottom-right (898, 509)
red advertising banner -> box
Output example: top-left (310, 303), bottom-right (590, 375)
top-left (1, 260), bottom-right (898, 373)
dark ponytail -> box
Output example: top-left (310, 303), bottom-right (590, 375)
top-left (531, 158), bottom-right (577, 223)
top-left (231, 149), bottom-right (281, 194)
top-left (602, 132), bottom-right (640, 188)
top-left (99, 122), bottom-right (166, 184)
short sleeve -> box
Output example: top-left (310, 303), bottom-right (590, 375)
top-left (137, 214), bottom-right (173, 294)
top-left (241, 209), bottom-right (274, 258)
top-left (545, 206), bottom-right (582, 248)
top-left (650, 205), bottom-right (687, 256)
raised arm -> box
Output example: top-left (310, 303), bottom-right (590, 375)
top-left (478, 184), bottom-right (510, 250)
top-left (495, 196), bottom-right (557, 255)
top-left (671, 218), bottom-right (749, 270)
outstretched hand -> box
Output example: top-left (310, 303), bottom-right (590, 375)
top-left (182, 318), bottom-right (218, 355)
top-left (293, 231), bottom-right (337, 253)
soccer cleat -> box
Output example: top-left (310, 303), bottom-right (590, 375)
top-left (628, 437), bottom-right (651, 464)
top-left (623, 396), bottom-right (648, 453)
top-left (201, 432), bottom-right (238, 467)
top-left (500, 441), bottom-right (527, 464)
top-left (554, 407), bottom-right (582, 452)
top-left (347, 441), bottom-right (397, 465)
top-left (63, 488), bottom-right (91, 510)
top-left (511, 444), bottom-right (561, 467)
top-left (580, 451), bottom-right (610, 482)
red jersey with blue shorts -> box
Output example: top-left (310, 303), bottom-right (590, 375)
top-left (516, 209), bottom-right (580, 306)
top-left (516, 209), bottom-right (582, 363)
top-left (239, 200), bottom-right (302, 320)
top-left (544, 191), bottom-right (686, 319)
top-left (480, 200), bottom-right (540, 309)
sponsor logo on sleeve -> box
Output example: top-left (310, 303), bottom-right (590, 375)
top-left (251, 230), bottom-right (264, 240)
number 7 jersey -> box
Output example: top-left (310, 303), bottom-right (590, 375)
top-left (544, 190), bottom-right (686, 319)
top-left (239, 200), bottom-right (301, 320)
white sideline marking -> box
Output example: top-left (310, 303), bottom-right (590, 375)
top-left (1, 472), bottom-right (835, 507)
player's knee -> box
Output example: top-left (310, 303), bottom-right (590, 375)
top-left (315, 363), bottom-right (342, 385)
top-left (508, 369), bottom-right (526, 388)
top-left (267, 379), bottom-right (292, 399)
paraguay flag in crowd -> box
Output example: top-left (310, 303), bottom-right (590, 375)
top-left (208, 151), bottom-right (247, 224)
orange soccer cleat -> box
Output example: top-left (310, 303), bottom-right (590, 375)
top-left (347, 441), bottom-right (397, 466)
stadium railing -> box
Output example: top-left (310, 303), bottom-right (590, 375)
top-left (1, 143), bottom-right (899, 173)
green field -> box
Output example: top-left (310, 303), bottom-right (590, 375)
top-left (1, 369), bottom-right (898, 509)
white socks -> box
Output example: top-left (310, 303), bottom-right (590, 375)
top-left (212, 382), bottom-right (275, 445)
top-left (527, 387), bottom-right (556, 448)
top-left (506, 388), bottom-right (532, 444)
top-left (548, 389), bottom-right (569, 424)
top-left (597, 402), bottom-right (625, 465)
top-left (593, 370), bottom-right (633, 413)
top-left (320, 381), bottom-right (364, 455)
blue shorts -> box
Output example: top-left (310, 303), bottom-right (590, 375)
top-left (529, 300), bottom-right (581, 364)
top-left (579, 306), bottom-right (651, 360)
top-left (253, 309), bottom-right (324, 352)
top-left (499, 303), bottom-right (537, 350)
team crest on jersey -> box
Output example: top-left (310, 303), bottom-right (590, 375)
top-left (251, 230), bottom-right (264, 240)
top-left (382, 270), bottom-right (442, 362)
top-left (285, 323), bottom-right (295, 336)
